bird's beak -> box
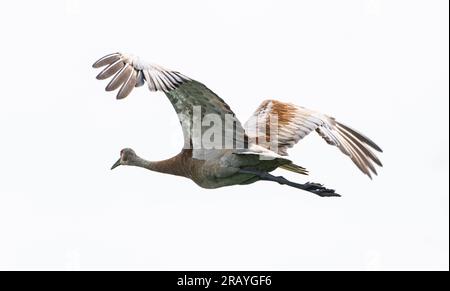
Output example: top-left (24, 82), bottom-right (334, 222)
top-left (111, 158), bottom-right (121, 170)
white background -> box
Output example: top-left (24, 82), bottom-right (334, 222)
top-left (0, 0), bottom-right (448, 270)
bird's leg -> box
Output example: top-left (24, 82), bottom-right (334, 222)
top-left (239, 169), bottom-right (341, 197)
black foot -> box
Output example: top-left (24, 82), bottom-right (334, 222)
top-left (304, 182), bottom-right (341, 197)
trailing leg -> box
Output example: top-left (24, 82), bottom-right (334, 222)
top-left (239, 169), bottom-right (340, 197)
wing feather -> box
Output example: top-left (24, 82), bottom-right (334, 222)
top-left (92, 52), bottom-right (191, 98)
top-left (117, 70), bottom-right (137, 99)
top-left (135, 70), bottom-right (145, 87)
top-left (245, 99), bottom-right (382, 178)
top-left (105, 63), bottom-right (132, 91)
top-left (96, 59), bottom-right (124, 80)
top-left (92, 53), bottom-right (121, 68)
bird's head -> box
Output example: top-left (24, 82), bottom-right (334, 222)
top-left (111, 148), bottom-right (137, 169)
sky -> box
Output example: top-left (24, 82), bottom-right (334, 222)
top-left (0, 0), bottom-right (448, 270)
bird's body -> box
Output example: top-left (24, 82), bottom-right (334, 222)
top-left (94, 52), bottom-right (383, 197)
top-left (121, 147), bottom-right (289, 189)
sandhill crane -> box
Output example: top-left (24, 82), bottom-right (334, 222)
top-left (93, 52), bottom-right (382, 197)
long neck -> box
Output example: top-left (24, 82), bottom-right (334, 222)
top-left (130, 151), bottom-right (191, 178)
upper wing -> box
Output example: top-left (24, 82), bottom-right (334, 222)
top-left (93, 53), bottom-right (247, 159)
top-left (245, 99), bottom-right (383, 178)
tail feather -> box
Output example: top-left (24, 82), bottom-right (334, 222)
top-left (280, 163), bottom-right (309, 175)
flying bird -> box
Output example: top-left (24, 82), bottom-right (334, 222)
top-left (93, 52), bottom-right (383, 197)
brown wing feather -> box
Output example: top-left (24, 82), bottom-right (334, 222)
top-left (245, 99), bottom-right (382, 178)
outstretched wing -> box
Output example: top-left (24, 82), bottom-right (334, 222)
top-left (93, 53), bottom-right (247, 159)
top-left (245, 99), bottom-right (383, 178)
